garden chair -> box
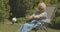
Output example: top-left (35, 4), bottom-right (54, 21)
top-left (32, 5), bottom-right (56, 32)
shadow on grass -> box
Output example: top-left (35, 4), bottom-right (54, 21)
top-left (49, 23), bottom-right (60, 30)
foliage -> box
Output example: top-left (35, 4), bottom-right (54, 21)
top-left (17, 18), bottom-right (26, 23)
top-left (51, 1), bottom-right (60, 28)
top-left (0, 0), bottom-right (9, 22)
top-left (55, 2), bottom-right (60, 23)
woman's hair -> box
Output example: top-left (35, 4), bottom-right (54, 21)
top-left (38, 2), bottom-right (46, 10)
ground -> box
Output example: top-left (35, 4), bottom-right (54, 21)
top-left (0, 21), bottom-right (60, 32)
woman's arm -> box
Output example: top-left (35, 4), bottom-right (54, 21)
top-left (33, 13), bottom-right (46, 19)
top-left (25, 15), bottom-right (33, 20)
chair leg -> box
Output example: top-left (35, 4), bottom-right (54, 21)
top-left (43, 27), bottom-right (47, 32)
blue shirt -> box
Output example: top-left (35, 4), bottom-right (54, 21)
top-left (33, 11), bottom-right (48, 20)
top-left (27, 11), bottom-right (48, 23)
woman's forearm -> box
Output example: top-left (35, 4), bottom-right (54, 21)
top-left (26, 15), bottom-right (33, 20)
top-left (33, 15), bottom-right (40, 18)
top-left (33, 15), bottom-right (45, 19)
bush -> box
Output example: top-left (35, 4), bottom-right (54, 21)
top-left (51, 2), bottom-right (60, 28)
top-left (17, 18), bottom-right (26, 23)
top-left (0, 0), bottom-right (9, 22)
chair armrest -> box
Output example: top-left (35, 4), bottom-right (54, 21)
top-left (44, 19), bottom-right (51, 24)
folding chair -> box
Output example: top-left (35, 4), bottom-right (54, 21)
top-left (32, 5), bottom-right (56, 32)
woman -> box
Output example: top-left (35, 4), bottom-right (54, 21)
top-left (18, 2), bottom-right (48, 32)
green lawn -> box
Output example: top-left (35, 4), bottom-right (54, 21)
top-left (0, 21), bottom-right (60, 32)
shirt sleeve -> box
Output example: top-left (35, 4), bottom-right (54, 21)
top-left (42, 12), bottom-right (48, 17)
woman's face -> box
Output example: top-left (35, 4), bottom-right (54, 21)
top-left (37, 3), bottom-right (46, 12)
top-left (38, 5), bottom-right (44, 12)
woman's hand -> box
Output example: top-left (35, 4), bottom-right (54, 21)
top-left (32, 13), bottom-right (46, 19)
top-left (25, 15), bottom-right (33, 20)
top-left (33, 15), bottom-right (40, 18)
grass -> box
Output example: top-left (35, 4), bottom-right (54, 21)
top-left (0, 23), bottom-right (19, 32)
top-left (0, 21), bottom-right (60, 32)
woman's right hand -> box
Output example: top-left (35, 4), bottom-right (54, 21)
top-left (25, 15), bottom-right (33, 20)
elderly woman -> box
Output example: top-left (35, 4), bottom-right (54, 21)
top-left (18, 2), bottom-right (48, 32)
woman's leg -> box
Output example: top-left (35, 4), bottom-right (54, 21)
top-left (18, 24), bottom-right (24, 32)
top-left (18, 23), bottom-right (34, 32)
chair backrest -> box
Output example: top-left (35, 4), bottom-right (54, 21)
top-left (46, 5), bottom-right (56, 21)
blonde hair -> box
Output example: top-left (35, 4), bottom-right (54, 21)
top-left (38, 2), bottom-right (46, 10)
